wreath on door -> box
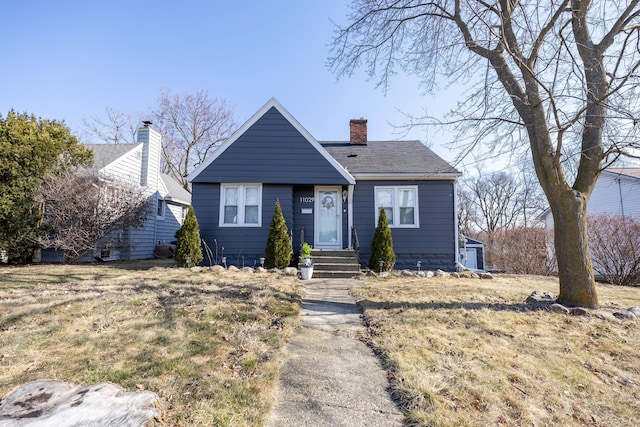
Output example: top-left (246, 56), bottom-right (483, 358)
top-left (322, 195), bottom-right (335, 209)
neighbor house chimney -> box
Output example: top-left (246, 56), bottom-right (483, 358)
top-left (137, 121), bottom-right (161, 188)
top-left (350, 118), bottom-right (367, 144)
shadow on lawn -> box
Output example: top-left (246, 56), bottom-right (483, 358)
top-left (357, 300), bottom-right (545, 313)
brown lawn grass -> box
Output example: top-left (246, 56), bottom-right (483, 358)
top-left (353, 274), bottom-right (640, 427)
top-left (0, 260), bottom-right (302, 426)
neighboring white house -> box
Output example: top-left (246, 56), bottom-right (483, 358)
top-left (541, 168), bottom-right (640, 228)
top-left (40, 123), bottom-right (191, 262)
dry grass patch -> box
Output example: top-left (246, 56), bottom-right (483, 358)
top-left (0, 260), bottom-right (302, 426)
top-left (353, 275), bottom-right (640, 427)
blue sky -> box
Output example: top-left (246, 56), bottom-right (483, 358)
top-left (1, 1), bottom-right (460, 163)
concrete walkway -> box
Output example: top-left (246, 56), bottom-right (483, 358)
top-left (267, 279), bottom-right (403, 427)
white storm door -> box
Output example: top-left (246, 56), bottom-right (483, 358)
top-left (315, 187), bottom-right (342, 248)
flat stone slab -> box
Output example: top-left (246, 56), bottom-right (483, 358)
top-left (267, 279), bottom-right (403, 426)
top-left (0, 380), bottom-right (159, 427)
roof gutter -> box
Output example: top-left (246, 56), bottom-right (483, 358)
top-left (352, 172), bottom-right (462, 181)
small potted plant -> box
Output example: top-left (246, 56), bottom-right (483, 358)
top-left (300, 242), bottom-right (314, 280)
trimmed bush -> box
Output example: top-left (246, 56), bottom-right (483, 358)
top-left (369, 208), bottom-right (395, 271)
top-left (264, 200), bottom-right (292, 269)
top-left (174, 205), bottom-right (203, 267)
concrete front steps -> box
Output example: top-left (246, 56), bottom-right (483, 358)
top-left (307, 249), bottom-right (361, 279)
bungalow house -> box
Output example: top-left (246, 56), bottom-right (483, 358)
top-left (39, 123), bottom-right (191, 262)
top-left (187, 98), bottom-right (461, 271)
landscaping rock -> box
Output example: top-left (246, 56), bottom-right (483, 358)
top-left (401, 270), bottom-right (414, 277)
top-left (525, 291), bottom-right (557, 309)
top-left (613, 311), bottom-right (636, 320)
top-left (415, 271), bottom-right (426, 278)
top-left (255, 267), bottom-right (267, 273)
top-left (0, 380), bottom-right (159, 427)
top-left (479, 272), bottom-right (494, 279)
top-left (242, 267), bottom-right (254, 274)
top-left (284, 267), bottom-right (297, 276)
top-left (550, 303), bottom-right (570, 314)
top-left (531, 290), bottom-right (556, 300)
top-left (435, 269), bottom-right (450, 278)
top-left (210, 265), bottom-right (225, 273)
top-left (425, 271), bottom-right (434, 278)
top-left (593, 311), bottom-right (618, 322)
top-left (470, 272), bottom-right (480, 279)
top-left (569, 307), bottom-right (590, 316)
top-left (228, 265), bottom-right (240, 272)
top-left (190, 266), bottom-right (204, 273)
top-left (450, 272), bottom-right (460, 278)
top-left (628, 307), bottom-right (640, 318)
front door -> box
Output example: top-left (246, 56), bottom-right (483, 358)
top-left (315, 187), bottom-right (341, 249)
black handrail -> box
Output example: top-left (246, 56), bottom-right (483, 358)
top-left (351, 226), bottom-right (360, 255)
top-left (299, 226), bottom-right (305, 251)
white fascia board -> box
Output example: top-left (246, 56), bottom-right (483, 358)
top-left (186, 98), bottom-right (355, 185)
top-left (602, 169), bottom-right (640, 182)
top-left (352, 172), bottom-right (462, 181)
top-left (164, 196), bottom-right (191, 206)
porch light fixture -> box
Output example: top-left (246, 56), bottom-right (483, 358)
top-left (342, 189), bottom-right (348, 203)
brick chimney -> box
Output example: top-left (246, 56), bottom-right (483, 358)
top-left (349, 118), bottom-right (367, 145)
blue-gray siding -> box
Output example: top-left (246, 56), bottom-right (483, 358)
top-left (193, 183), bottom-right (295, 267)
top-left (292, 186), bottom-right (315, 253)
top-left (353, 180), bottom-right (457, 271)
top-left (191, 108), bottom-right (350, 185)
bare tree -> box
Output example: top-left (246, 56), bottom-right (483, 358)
top-left (466, 171), bottom-right (524, 234)
top-left (34, 170), bottom-right (151, 263)
top-left (456, 184), bottom-right (477, 239)
top-left (80, 107), bottom-right (142, 145)
top-left (459, 168), bottom-right (545, 236)
top-left (152, 89), bottom-right (236, 190)
top-left (330, 1), bottom-right (640, 307)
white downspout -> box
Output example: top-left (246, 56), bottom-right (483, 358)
top-left (453, 178), bottom-right (460, 267)
top-left (347, 184), bottom-right (354, 248)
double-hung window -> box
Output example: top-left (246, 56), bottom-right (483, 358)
top-left (220, 184), bottom-right (262, 227)
top-left (374, 186), bottom-right (419, 227)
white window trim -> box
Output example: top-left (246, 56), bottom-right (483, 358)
top-left (219, 183), bottom-right (262, 227)
top-left (156, 198), bottom-right (165, 219)
top-left (374, 186), bottom-right (419, 228)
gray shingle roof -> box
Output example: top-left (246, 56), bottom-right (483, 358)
top-left (321, 140), bottom-right (460, 177)
top-left (161, 173), bottom-right (192, 205)
top-left (86, 143), bottom-right (142, 171)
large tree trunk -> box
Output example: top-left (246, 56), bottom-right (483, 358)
top-left (550, 191), bottom-right (599, 308)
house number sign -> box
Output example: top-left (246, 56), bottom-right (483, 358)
top-left (299, 196), bottom-right (314, 203)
